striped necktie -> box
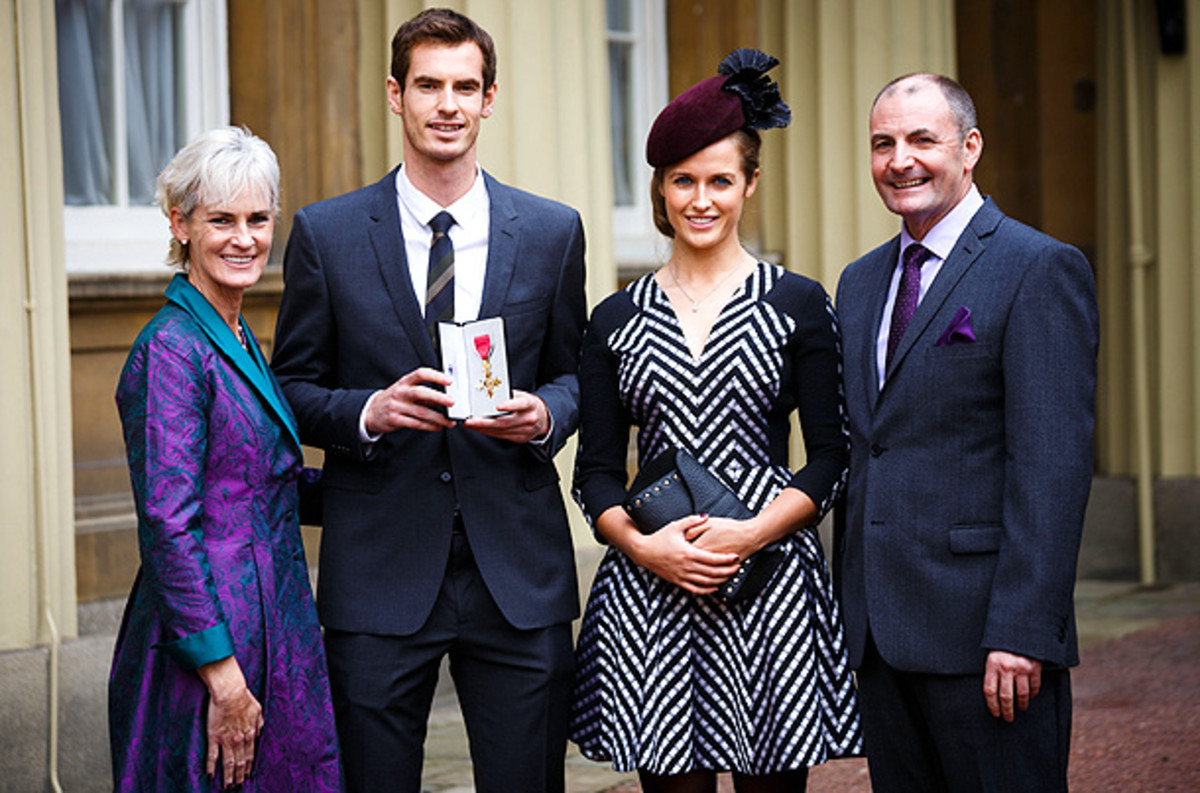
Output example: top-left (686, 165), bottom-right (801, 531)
top-left (425, 211), bottom-right (455, 342)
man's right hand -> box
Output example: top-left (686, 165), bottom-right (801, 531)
top-left (363, 367), bottom-right (457, 434)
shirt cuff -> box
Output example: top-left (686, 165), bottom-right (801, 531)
top-left (359, 390), bottom-right (383, 444)
top-left (530, 415), bottom-right (554, 447)
top-left (529, 397), bottom-right (554, 447)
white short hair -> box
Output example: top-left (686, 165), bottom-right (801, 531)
top-left (155, 126), bottom-right (280, 270)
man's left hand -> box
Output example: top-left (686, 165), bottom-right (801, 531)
top-left (463, 390), bottom-right (549, 444)
top-left (983, 650), bottom-right (1043, 722)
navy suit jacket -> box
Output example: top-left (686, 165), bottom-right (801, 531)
top-left (834, 197), bottom-right (1099, 675)
top-left (272, 168), bottom-right (586, 636)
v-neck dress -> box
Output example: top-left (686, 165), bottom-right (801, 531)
top-left (569, 261), bottom-right (863, 774)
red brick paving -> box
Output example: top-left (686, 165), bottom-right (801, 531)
top-left (602, 615), bottom-right (1200, 792)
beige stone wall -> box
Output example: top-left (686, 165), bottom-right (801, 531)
top-left (1095, 0), bottom-right (1200, 479)
top-left (0, 0), bottom-right (76, 649)
top-left (759, 0), bottom-right (956, 289)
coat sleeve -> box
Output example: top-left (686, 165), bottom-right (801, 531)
top-left (780, 285), bottom-right (850, 522)
top-left (272, 208), bottom-right (378, 461)
top-left (530, 213), bottom-right (588, 459)
top-left (572, 295), bottom-right (637, 530)
top-left (118, 335), bottom-right (235, 670)
top-left (983, 241), bottom-right (1099, 665)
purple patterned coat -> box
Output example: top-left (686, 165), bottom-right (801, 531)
top-left (110, 275), bottom-right (343, 791)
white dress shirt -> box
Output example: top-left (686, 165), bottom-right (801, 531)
top-left (876, 184), bottom-right (985, 388)
top-left (396, 163), bottom-right (490, 322)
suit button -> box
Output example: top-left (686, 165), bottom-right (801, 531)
top-left (870, 443), bottom-right (885, 457)
top-left (439, 471), bottom-right (452, 483)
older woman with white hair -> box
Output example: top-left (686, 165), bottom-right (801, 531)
top-left (109, 126), bottom-right (343, 791)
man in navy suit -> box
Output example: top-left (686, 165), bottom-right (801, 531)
top-left (271, 9), bottom-right (585, 792)
top-left (834, 73), bottom-right (1099, 792)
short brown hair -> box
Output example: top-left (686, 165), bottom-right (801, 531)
top-left (649, 129), bottom-right (761, 239)
top-left (390, 8), bottom-right (497, 92)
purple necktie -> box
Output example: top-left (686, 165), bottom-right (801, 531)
top-left (886, 243), bottom-right (933, 369)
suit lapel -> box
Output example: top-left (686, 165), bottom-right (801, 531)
top-left (368, 168), bottom-right (439, 363)
top-left (882, 199), bottom-right (1002, 385)
top-left (479, 172), bottom-right (518, 318)
top-left (165, 275), bottom-right (301, 452)
top-left (864, 239), bottom-right (901, 410)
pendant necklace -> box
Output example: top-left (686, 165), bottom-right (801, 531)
top-left (667, 260), bottom-right (747, 313)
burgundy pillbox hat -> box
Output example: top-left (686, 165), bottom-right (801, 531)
top-left (645, 48), bottom-right (791, 168)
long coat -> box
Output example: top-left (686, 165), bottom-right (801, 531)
top-left (110, 274), bottom-right (343, 791)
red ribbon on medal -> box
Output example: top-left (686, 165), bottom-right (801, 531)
top-left (474, 334), bottom-right (501, 397)
top-left (474, 334), bottom-right (492, 361)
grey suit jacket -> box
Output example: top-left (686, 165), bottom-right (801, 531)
top-left (272, 168), bottom-right (587, 636)
top-left (834, 197), bottom-right (1099, 674)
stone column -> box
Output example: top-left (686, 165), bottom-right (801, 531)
top-left (0, 0), bottom-right (77, 652)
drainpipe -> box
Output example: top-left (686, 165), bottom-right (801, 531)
top-left (36, 492), bottom-right (63, 793)
top-left (14, 2), bottom-right (64, 789)
top-left (1121, 0), bottom-right (1157, 585)
top-left (24, 196), bottom-right (66, 793)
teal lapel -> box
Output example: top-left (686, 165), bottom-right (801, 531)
top-left (164, 274), bottom-right (301, 451)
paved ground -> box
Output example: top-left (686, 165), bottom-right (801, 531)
top-left (416, 580), bottom-right (1200, 793)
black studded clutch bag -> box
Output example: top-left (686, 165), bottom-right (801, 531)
top-left (623, 449), bottom-right (784, 603)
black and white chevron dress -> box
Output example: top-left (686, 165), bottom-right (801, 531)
top-left (570, 261), bottom-right (863, 775)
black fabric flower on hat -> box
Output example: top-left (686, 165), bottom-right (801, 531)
top-left (717, 48), bottom-right (791, 130)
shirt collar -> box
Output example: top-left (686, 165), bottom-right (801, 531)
top-left (899, 183), bottom-right (984, 262)
top-left (395, 163), bottom-right (489, 230)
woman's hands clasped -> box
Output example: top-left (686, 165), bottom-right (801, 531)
top-left (198, 655), bottom-right (264, 788)
top-left (597, 498), bottom-right (801, 596)
top-left (627, 514), bottom-right (744, 595)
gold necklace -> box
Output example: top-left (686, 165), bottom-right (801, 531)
top-left (667, 260), bottom-right (747, 313)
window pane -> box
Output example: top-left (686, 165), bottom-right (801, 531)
top-left (57, 0), bottom-right (114, 205)
top-left (124, 0), bottom-right (184, 205)
top-left (609, 40), bottom-right (635, 206)
top-left (606, 0), bottom-right (631, 33)
top-left (55, 0), bottom-right (185, 207)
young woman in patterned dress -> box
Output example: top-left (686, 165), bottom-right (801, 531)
top-left (569, 51), bottom-right (863, 793)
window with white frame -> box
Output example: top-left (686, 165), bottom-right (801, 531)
top-left (55, 0), bottom-right (228, 274)
top-left (607, 0), bottom-right (667, 268)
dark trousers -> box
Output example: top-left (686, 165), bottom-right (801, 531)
top-left (324, 532), bottom-right (574, 793)
top-left (856, 634), bottom-right (1071, 793)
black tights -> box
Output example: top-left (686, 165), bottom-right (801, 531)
top-left (637, 768), bottom-right (809, 793)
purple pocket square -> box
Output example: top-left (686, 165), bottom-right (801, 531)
top-left (935, 306), bottom-right (976, 346)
